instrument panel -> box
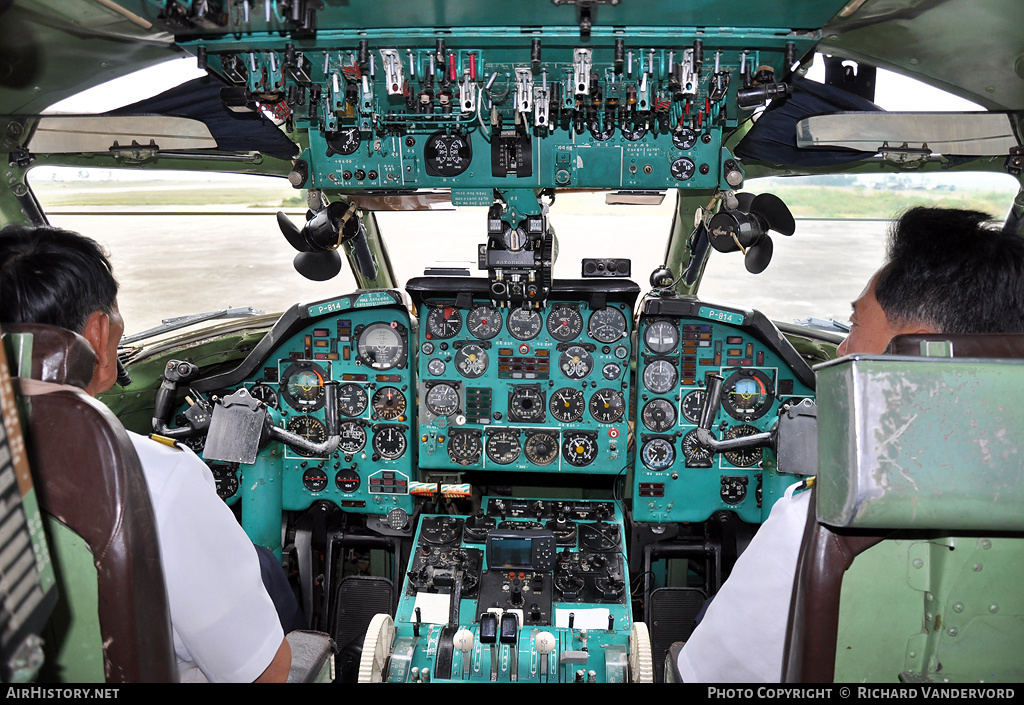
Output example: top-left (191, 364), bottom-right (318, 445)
top-left (183, 291), bottom-right (416, 526)
top-left (384, 497), bottom-right (636, 682)
top-left (407, 278), bottom-right (640, 475)
top-left (171, 7), bottom-right (815, 195)
top-left (632, 296), bottom-right (815, 524)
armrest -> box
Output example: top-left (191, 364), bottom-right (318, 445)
top-left (285, 630), bottom-right (337, 683)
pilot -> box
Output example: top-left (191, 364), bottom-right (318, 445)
top-left (0, 224), bottom-right (292, 683)
top-left (676, 206), bottom-right (1024, 682)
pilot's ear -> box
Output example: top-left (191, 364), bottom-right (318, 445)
top-left (81, 310), bottom-right (112, 370)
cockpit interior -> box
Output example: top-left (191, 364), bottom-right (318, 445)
top-left (0, 0), bottom-right (1022, 685)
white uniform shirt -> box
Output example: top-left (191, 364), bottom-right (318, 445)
top-left (129, 432), bottom-right (284, 682)
top-left (677, 481), bottom-right (811, 682)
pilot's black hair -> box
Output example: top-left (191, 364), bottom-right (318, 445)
top-left (0, 223), bottom-right (119, 334)
top-left (875, 207), bottom-right (1024, 334)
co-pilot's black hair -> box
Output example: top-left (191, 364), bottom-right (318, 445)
top-left (874, 207), bottom-right (1024, 334)
top-left (0, 223), bottom-right (119, 333)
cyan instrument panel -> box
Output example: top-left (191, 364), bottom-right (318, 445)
top-left (384, 497), bottom-right (636, 682)
top-left (184, 291), bottom-right (416, 524)
top-left (406, 278), bottom-right (640, 475)
top-left (632, 295), bottom-right (815, 525)
top-left (170, 6), bottom-right (815, 194)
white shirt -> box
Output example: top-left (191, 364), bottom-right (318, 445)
top-left (677, 481), bottom-right (811, 683)
top-left (129, 432), bottom-right (284, 683)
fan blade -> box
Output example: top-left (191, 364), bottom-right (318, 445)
top-left (277, 211), bottom-right (308, 252)
top-left (749, 193), bottom-right (796, 236)
top-left (293, 251), bottom-right (342, 281)
top-left (744, 237), bottom-right (774, 274)
top-left (734, 191), bottom-right (757, 212)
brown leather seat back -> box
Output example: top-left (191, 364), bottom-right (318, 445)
top-left (781, 492), bottom-right (884, 682)
top-left (2, 323), bottom-right (178, 682)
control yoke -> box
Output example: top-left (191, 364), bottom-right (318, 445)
top-left (695, 373), bottom-right (774, 452)
top-left (152, 359), bottom-right (343, 461)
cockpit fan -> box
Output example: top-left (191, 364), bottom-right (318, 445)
top-left (276, 202), bottom-right (378, 281)
top-left (707, 192), bottom-right (795, 274)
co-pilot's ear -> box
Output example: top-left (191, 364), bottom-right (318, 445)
top-left (81, 310), bottom-right (111, 366)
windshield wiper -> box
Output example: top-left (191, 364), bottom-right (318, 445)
top-left (121, 306), bottom-right (266, 345)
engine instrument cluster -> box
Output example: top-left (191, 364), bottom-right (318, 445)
top-left (378, 497), bottom-right (640, 682)
top-left (184, 291), bottom-right (416, 527)
top-left (632, 296), bottom-right (815, 524)
top-left (407, 278), bottom-right (640, 475)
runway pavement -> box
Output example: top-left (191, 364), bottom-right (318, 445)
top-left (49, 209), bottom-right (887, 338)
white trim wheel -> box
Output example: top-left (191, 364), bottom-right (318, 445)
top-left (357, 613), bottom-right (396, 683)
top-left (628, 622), bottom-right (654, 683)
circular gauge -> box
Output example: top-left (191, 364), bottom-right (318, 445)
top-left (681, 389), bottom-right (707, 424)
top-left (507, 308), bottom-right (542, 341)
top-left (589, 389), bottom-right (625, 424)
top-left (280, 362), bottom-right (327, 412)
top-left (621, 118), bottom-right (647, 141)
top-left (723, 425), bottom-right (763, 467)
top-left (286, 416), bottom-right (327, 457)
top-left (525, 432), bottom-right (559, 466)
top-left (467, 305), bottom-right (502, 339)
top-left (424, 129), bottom-right (472, 177)
top-left (371, 387), bottom-right (407, 420)
top-left (448, 430), bottom-right (482, 466)
top-left (427, 358), bottom-right (446, 376)
top-left (454, 344), bottom-right (489, 378)
top-left (249, 383), bottom-right (278, 409)
top-left (642, 359), bottom-right (678, 394)
top-left (357, 323), bottom-right (405, 370)
top-left (547, 305), bottom-right (584, 341)
top-left (602, 362), bottom-right (622, 380)
top-left (425, 383), bottom-right (460, 417)
top-left (588, 307), bottom-right (627, 344)
top-left (509, 386), bottom-right (546, 423)
top-left (425, 306), bottom-right (462, 339)
top-left (641, 438), bottom-right (675, 471)
top-left (644, 321), bottom-right (680, 354)
top-left (562, 432), bottom-right (598, 467)
top-left (337, 383), bottom-right (368, 417)
top-left (721, 477), bottom-right (748, 505)
top-left (302, 467), bottom-right (329, 492)
top-left (722, 369), bottom-right (774, 421)
top-left (672, 127), bottom-right (698, 150)
top-left (671, 157), bottom-right (696, 181)
top-left (372, 426), bottom-right (407, 460)
top-left (549, 387), bottom-right (585, 423)
top-left (558, 345), bottom-right (594, 380)
top-left (641, 398), bottom-right (677, 432)
top-left (682, 429), bottom-right (714, 468)
top-left (338, 421), bottom-right (367, 455)
top-left (210, 464), bottom-right (239, 499)
top-left (326, 126), bottom-right (362, 156)
top-left (486, 430), bottom-right (521, 465)
top-left (335, 468), bottom-right (361, 493)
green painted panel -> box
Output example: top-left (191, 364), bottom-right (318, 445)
top-left (38, 518), bottom-right (105, 683)
top-left (815, 356), bottom-right (1024, 531)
